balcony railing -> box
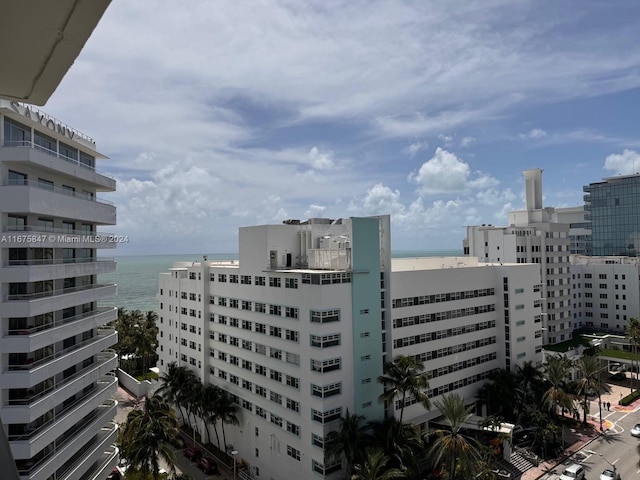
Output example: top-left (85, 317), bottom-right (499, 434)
top-left (6, 282), bottom-right (114, 301)
top-left (7, 375), bottom-right (115, 441)
top-left (6, 327), bottom-right (115, 371)
top-left (4, 257), bottom-right (114, 267)
top-left (7, 350), bottom-right (116, 406)
top-left (5, 306), bottom-right (115, 336)
top-left (3, 178), bottom-right (113, 205)
top-left (15, 400), bottom-right (116, 476)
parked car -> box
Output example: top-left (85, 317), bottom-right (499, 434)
top-left (600, 468), bottom-right (621, 480)
top-left (610, 371), bottom-right (626, 381)
top-left (197, 457), bottom-right (219, 474)
top-left (559, 464), bottom-right (585, 480)
top-left (183, 446), bottom-right (203, 461)
top-left (631, 423), bottom-right (640, 437)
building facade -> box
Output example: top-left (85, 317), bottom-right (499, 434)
top-left (570, 255), bottom-right (640, 333)
top-left (0, 100), bottom-right (119, 480)
top-left (157, 216), bottom-right (542, 479)
top-left (584, 174), bottom-right (640, 257)
top-left (464, 169), bottom-right (573, 345)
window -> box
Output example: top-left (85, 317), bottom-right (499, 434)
top-left (287, 445), bottom-right (300, 460)
top-left (270, 414), bottom-right (283, 427)
top-left (286, 375), bottom-right (299, 389)
top-left (286, 398), bottom-right (299, 412)
top-left (269, 277), bottom-right (281, 287)
top-left (255, 276), bottom-right (266, 286)
top-left (285, 278), bottom-right (298, 289)
top-left (312, 407), bottom-right (342, 424)
top-left (310, 309), bottom-right (340, 323)
top-left (269, 305), bottom-right (282, 316)
top-left (285, 329), bottom-right (299, 342)
top-left (229, 274), bottom-right (238, 283)
top-left (310, 333), bottom-right (341, 348)
top-left (286, 422), bottom-right (300, 436)
top-left (311, 357), bottom-right (341, 373)
top-left (285, 307), bottom-right (298, 319)
top-left (218, 274), bottom-right (227, 282)
top-left (241, 275), bottom-right (252, 285)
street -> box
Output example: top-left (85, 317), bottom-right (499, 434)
top-left (538, 400), bottom-right (640, 480)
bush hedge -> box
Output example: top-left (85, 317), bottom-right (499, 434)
top-left (619, 390), bottom-right (640, 406)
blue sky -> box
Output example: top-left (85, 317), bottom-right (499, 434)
top-left (44, 0), bottom-right (640, 255)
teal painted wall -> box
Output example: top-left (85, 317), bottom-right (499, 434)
top-left (350, 217), bottom-right (385, 421)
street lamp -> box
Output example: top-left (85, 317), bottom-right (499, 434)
top-left (231, 450), bottom-right (238, 480)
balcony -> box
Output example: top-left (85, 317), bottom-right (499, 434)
top-left (2, 283), bottom-right (117, 318)
top-left (1, 258), bottom-right (116, 283)
top-left (0, 143), bottom-right (115, 191)
top-left (14, 400), bottom-right (117, 480)
top-left (1, 329), bottom-right (117, 388)
top-left (9, 375), bottom-right (117, 459)
top-left (0, 183), bottom-right (115, 225)
top-left (2, 307), bottom-right (117, 353)
top-left (59, 426), bottom-right (118, 480)
top-left (2, 351), bottom-right (117, 424)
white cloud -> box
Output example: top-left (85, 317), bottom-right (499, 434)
top-left (460, 136), bottom-right (476, 147)
top-left (308, 147), bottom-right (335, 170)
top-left (438, 134), bottom-right (454, 146)
top-left (305, 204), bottom-right (326, 218)
top-left (604, 149), bottom-right (640, 175)
top-left (409, 148), bottom-right (499, 194)
top-left (519, 128), bottom-right (547, 139)
top-left (32, 0), bottom-right (640, 252)
top-left (403, 141), bottom-right (428, 157)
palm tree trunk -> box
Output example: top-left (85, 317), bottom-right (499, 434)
top-left (212, 423), bottom-right (221, 450)
top-left (221, 421), bottom-right (228, 450)
top-left (583, 393), bottom-right (588, 425)
top-left (399, 391), bottom-right (406, 424)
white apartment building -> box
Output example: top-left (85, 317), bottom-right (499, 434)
top-left (464, 169), bottom-right (572, 345)
top-left (570, 255), bottom-right (640, 333)
top-left (0, 100), bottom-right (119, 480)
top-left (157, 216), bottom-right (542, 479)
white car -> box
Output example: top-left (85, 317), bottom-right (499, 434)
top-left (559, 464), bottom-right (585, 480)
top-left (600, 468), bottom-right (620, 480)
top-left (631, 423), bottom-right (640, 437)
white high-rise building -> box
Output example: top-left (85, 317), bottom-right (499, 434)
top-left (464, 169), bottom-right (573, 345)
top-left (570, 255), bottom-right (640, 333)
top-left (0, 100), bottom-right (119, 480)
top-left (157, 215), bottom-right (542, 479)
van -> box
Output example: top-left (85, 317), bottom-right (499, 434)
top-left (559, 464), bottom-right (585, 480)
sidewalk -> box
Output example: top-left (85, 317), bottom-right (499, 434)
top-left (520, 383), bottom-right (640, 480)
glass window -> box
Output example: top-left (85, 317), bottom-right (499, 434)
top-left (3, 118), bottom-right (31, 146)
top-left (34, 130), bottom-right (56, 153)
top-left (8, 170), bottom-right (27, 185)
top-left (59, 142), bottom-right (78, 161)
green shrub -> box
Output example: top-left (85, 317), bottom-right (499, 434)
top-left (619, 390), bottom-right (640, 406)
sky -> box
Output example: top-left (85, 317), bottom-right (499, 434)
top-left (44, 0), bottom-right (640, 255)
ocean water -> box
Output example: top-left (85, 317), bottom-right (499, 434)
top-left (99, 250), bottom-right (462, 312)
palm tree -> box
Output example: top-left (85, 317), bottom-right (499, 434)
top-left (120, 394), bottom-right (179, 480)
top-left (216, 391), bottom-right (239, 450)
top-left (200, 384), bottom-right (222, 446)
top-left (429, 393), bottom-right (481, 480)
top-left (542, 355), bottom-right (574, 416)
top-left (368, 418), bottom-right (425, 475)
top-left (515, 360), bottom-right (544, 417)
top-left (378, 355), bottom-right (431, 423)
top-left (476, 368), bottom-right (520, 421)
top-left (350, 447), bottom-right (406, 480)
top-left (325, 409), bottom-right (367, 478)
top-left (157, 362), bottom-right (190, 425)
top-left (575, 355), bottom-right (609, 425)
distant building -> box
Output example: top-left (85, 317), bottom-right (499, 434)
top-left (0, 100), bottom-right (119, 480)
top-left (157, 215), bottom-right (542, 479)
top-left (584, 174), bottom-right (640, 256)
top-left (464, 169), bottom-right (572, 345)
top-left (570, 255), bottom-right (640, 333)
